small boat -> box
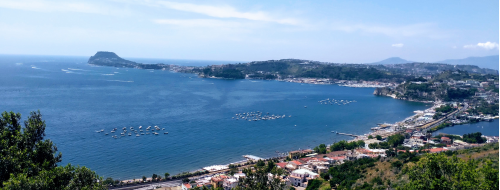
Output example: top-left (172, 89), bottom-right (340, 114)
top-left (164, 132), bottom-right (168, 134)
top-left (128, 133), bottom-right (131, 136)
top-left (304, 106), bottom-right (307, 108)
top-left (105, 133), bottom-right (108, 135)
top-left (136, 134), bottom-right (140, 137)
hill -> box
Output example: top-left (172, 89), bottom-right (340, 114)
top-left (437, 55), bottom-right (499, 70)
top-left (88, 51), bottom-right (169, 70)
top-left (371, 57), bottom-right (412, 65)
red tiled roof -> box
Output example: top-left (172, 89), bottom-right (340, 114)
top-left (356, 148), bottom-right (372, 153)
top-left (183, 183), bottom-right (191, 188)
top-left (276, 162), bottom-right (287, 168)
top-left (441, 137), bottom-right (450, 140)
top-left (429, 148), bottom-right (446, 153)
top-left (291, 160), bottom-right (302, 165)
top-left (328, 156), bottom-right (346, 160)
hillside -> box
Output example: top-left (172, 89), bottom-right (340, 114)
top-left (438, 55), bottom-right (499, 70)
top-left (371, 57), bottom-right (412, 65)
top-left (88, 51), bottom-right (170, 70)
top-left (309, 143), bottom-right (499, 190)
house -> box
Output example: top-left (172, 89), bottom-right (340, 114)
top-left (364, 139), bottom-right (382, 149)
top-left (223, 178), bottom-right (239, 190)
top-left (441, 137), bottom-right (452, 145)
top-left (286, 160), bottom-right (303, 170)
top-left (182, 183), bottom-right (192, 190)
top-left (276, 162), bottom-right (287, 169)
top-left (289, 169), bottom-right (319, 187)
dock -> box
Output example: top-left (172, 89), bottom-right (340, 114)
top-left (335, 132), bottom-right (359, 137)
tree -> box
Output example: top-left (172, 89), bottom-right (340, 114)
top-left (403, 153), bottom-right (498, 189)
top-left (182, 178), bottom-right (190, 183)
top-left (0, 111), bottom-right (104, 189)
top-left (235, 168), bottom-right (285, 190)
top-left (152, 174), bottom-right (157, 181)
top-left (375, 135), bottom-right (382, 140)
top-left (142, 176), bottom-right (147, 182)
top-left (368, 135), bottom-right (373, 139)
top-left (164, 172), bottom-right (170, 179)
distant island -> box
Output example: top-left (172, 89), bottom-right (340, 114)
top-left (88, 51), bottom-right (170, 70)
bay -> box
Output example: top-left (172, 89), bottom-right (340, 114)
top-left (0, 55), bottom-right (430, 179)
top-left (432, 119), bottom-right (499, 137)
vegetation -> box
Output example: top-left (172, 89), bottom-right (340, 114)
top-left (462, 132), bottom-right (487, 144)
top-left (402, 153), bottom-right (498, 189)
top-left (328, 157), bottom-right (379, 189)
top-left (231, 160), bottom-right (286, 190)
top-left (0, 111), bottom-right (104, 189)
top-left (313, 144), bottom-right (327, 154)
top-left (330, 140), bottom-right (365, 151)
top-left (368, 134), bottom-right (405, 149)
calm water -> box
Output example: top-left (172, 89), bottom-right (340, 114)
top-left (0, 55), bottom-right (430, 179)
top-left (432, 119), bottom-right (499, 136)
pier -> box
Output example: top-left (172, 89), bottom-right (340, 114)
top-left (243, 155), bottom-right (264, 161)
top-left (334, 132), bottom-right (359, 137)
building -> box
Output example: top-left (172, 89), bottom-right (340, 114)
top-left (363, 139), bottom-right (382, 149)
top-left (441, 137), bottom-right (452, 145)
top-left (182, 183), bottom-right (192, 190)
top-left (289, 169), bottom-right (319, 187)
top-left (288, 149), bottom-right (313, 159)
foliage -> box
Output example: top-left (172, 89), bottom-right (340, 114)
top-left (305, 179), bottom-right (322, 190)
top-left (234, 168), bottom-right (285, 190)
top-left (375, 135), bottom-right (382, 140)
top-left (446, 88), bottom-right (477, 100)
top-left (0, 111), bottom-right (104, 189)
top-left (402, 153), bottom-right (498, 190)
top-left (330, 140), bottom-right (364, 151)
top-left (462, 132), bottom-right (487, 144)
top-left (313, 144), bottom-right (327, 154)
top-left (435, 104), bottom-right (453, 113)
top-left (328, 157), bottom-right (378, 189)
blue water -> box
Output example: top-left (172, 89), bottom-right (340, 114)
top-left (432, 119), bottom-right (499, 137)
top-left (0, 55), bottom-right (430, 180)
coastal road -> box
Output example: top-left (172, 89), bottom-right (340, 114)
top-left (109, 179), bottom-right (181, 190)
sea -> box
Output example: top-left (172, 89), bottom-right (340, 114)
top-left (0, 54), bottom-right (495, 180)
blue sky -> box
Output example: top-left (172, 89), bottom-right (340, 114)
top-left (0, 0), bottom-right (498, 63)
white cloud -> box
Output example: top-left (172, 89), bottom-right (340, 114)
top-left (144, 1), bottom-right (299, 25)
top-left (391, 43), bottom-right (404, 48)
top-left (463, 41), bottom-right (499, 50)
top-left (0, 0), bottom-right (130, 15)
top-left (452, 46), bottom-right (457, 49)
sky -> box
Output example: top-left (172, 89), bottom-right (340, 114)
top-left (0, 0), bottom-right (498, 63)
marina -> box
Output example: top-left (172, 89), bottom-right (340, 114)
top-left (318, 98), bottom-right (356, 106)
top-left (232, 111), bottom-right (290, 121)
top-left (97, 125), bottom-right (169, 139)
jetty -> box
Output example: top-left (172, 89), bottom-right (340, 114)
top-left (335, 132), bottom-right (359, 137)
top-left (243, 155), bottom-right (264, 161)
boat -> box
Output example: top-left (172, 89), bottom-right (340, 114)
top-left (164, 132), bottom-right (168, 134)
top-left (128, 133), bottom-right (131, 136)
top-left (136, 134), bottom-right (140, 137)
top-left (304, 106), bottom-right (307, 108)
top-left (105, 133), bottom-right (108, 135)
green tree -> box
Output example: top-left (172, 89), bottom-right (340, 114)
top-left (152, 174), bottom-right (157, 181)
top-left (164, 172), bottom-right (170, 179)
top-left (0, 111), bottom-right (104, 189)
top-left (375, 135), bottom-right (382, 140)
top-left (142, 176), bottom-right (146, 182)
top-left (402, 153), bottom-right (498, 190)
